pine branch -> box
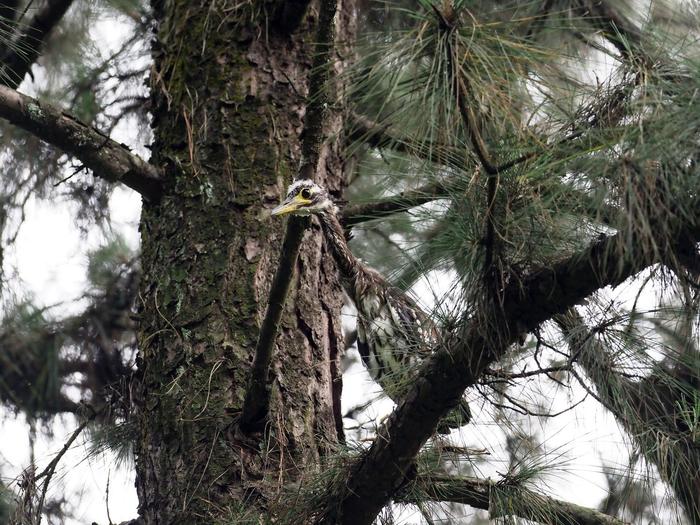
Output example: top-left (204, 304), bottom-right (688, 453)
top-left (331, 216), bottom-right (700, 524)
top-left (0, 0), bottom-right (75, 89)
top-left (347, 112), bottom-right (465, 167)
top-left (0, 0), bottom-right (21, 27)
top-left (400, 475), bottom-right (626, 525)
top-left (239, 0), bottom-right (338, 434)
top-left (0, 268), bottom-right (137, 416)
top-left (340, 180), bottom-right (454, 227)
top-left (574, 0), bottom-right (643, 60)
top-left (0, 84), bottom-right (163, 200)
top-left (556, 310), bottom-right (700, 523)
top-left (33, 408), bottom-right (98, 525)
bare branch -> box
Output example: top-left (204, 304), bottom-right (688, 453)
top-left (399, 475), bottom-right (627, 525)
top-left (239, 0), bottom-right (338, 434)
top-left (482, 364), bottom-right (572, 384)
top-left (0, 85), bottom-right (163, 200)
top-left (0, 0), bottom-right (75, 89)
top-left (238, 217), bottom-right (307, 432)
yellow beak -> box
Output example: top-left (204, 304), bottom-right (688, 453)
top-left (271, 195), bottom-right (311, 216)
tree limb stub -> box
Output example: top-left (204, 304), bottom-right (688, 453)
top-left (399, 475), bottom-right (627, 525)
top-left (0, 84), bottom-right (163, 200)
top-left (333, 221), bottom-right (697, 523)
top-left (239, 0), bottom-right (338, 434)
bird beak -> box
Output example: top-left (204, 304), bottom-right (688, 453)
top-left (271, 194), bottom-right (310, 216)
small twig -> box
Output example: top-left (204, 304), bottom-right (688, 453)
top-left (35, 408), bottom-right (98, 524)
top-left (238, 0), bottom-right (339, 434)
top-left (106, 470), bottom-right (114, 525)
top-left (52, 164), bottom-right (87, 187)
top-left (483, 364), bottom-right (572, 383)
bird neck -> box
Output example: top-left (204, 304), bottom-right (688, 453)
top-left (317, 208), bottom-right (359, 285)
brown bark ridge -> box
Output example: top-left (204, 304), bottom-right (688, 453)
top-left (239, 0), bottom-right (339, 435)
top-left (133, 1), bottom-right (355, 523)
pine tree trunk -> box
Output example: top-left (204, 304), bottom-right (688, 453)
top-left (133, 2), bottom-right (355, 522)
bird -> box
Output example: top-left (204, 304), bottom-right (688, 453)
top-left (272, 179), bottom-right (470, 431)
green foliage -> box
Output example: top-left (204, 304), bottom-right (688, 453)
top-left (0, 300), bottom-right (63, 417)
top-left (338, 1), bottom-right (700, 521)
top-left (0, 0), bottom-right (151, 232)
top-left (346, 1), bottom-right (700, 313)
top-left (3, 0), bottom-right (700, 522)
top-left (85, 419), bottom-right (136, 469)
top-left (87, 234), bottom-right (134, 290)
top-left (0, 479), bottom-right (14, 523)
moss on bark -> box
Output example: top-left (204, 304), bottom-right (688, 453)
top-left (133, 1), bottom-right (354, 522)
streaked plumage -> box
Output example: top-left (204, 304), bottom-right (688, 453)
top-left (272, 180), bottom-right (470, 429)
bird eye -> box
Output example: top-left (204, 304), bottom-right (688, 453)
top-left (301, 188), bottom-right (312, 199)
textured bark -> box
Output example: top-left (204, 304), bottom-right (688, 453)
top-left (239, 0), bottom-right (340, 434)
top-left (133, 1), bottom-right (353, 523)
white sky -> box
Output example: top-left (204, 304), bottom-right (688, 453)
top-left (1, 186), bottom-right (142, 524)
top-left (1, 5), bottom-right (144, 519)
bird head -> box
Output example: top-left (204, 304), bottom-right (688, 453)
top-left (271, 180), bottom-right (335, 216)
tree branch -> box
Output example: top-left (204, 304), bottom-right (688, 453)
top-left (238, 0), bottom-right (338, 434)
top-left (0, 0), bottom-right (75, 89)
top-left (556, 309), bottom-right (700, 523)
top-left (332, 217), bottom-right (700, 523)
top-left (238, 217), bottom-right (307, 432)
top-left (347, 112), bottom-right (466, 167)
top-left (574, 0), bottom-right (643, 60)
top-left (340, 180), bottom-right (454, 227)
top-left (399, 475), bottom-right (626, 525)
top-left (0, 84), bottom-right (163, 200)
top-left (34, 408), bottom-right (98, 525)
